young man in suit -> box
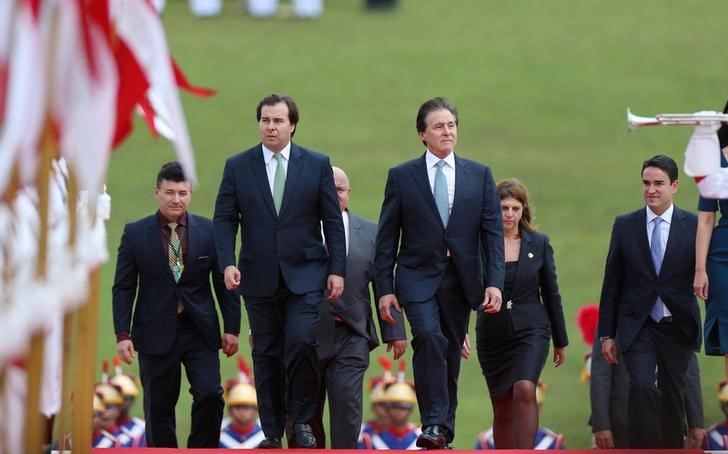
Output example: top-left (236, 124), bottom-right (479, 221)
top-left (112, 161), bottom-right (241, 448)
top-left (375, 97), bottom-right (505, 449)
top-left (213, 93), bottom-right (346, 449)
top-left (589, 331), bottom-right (705, 448)
top-left (598, 154), bottom-right (702, 449)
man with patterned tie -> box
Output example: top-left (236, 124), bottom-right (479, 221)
top-left (213, 93), bottom-right (346, 449)
top-left (112, 161), bottom-right (241, 448)
top-left (375, 97), bottom-right (504, 449)
top-left (598, 155), bottom-right (701, 449)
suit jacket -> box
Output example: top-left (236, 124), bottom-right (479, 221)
top-left (318, 212), bottom-right (406, 358)
top-left (112, 213), bottom-right (240, 355)
top-left (375, 153), bottom-right (504, 307)
top-left (485, 229), bottom-right (568, 347)
top-left (213, 143), bottom-right (346, 297)
top-left (598, 206), bottom-right (701, 352)
top-left (590, 334), bottom-right (704, 445)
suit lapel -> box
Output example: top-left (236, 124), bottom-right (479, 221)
top-left (250, 145), bottom-right (277, 218)
top-left (181, 215), bottom-right (200, 281)
top-left (449, 155), bottom-right (469, 227)
top-left (632, 209), bottom-right (656, 277)
top-left (145, 216), bottom-right (175, 284)
top-left (661, 207), bottom-right (684, 277)
top-left (410, 154), bottom-right (444, 230)
top-left (279, 143), bottom-right (304, 216)
top-left (510, 229), bottom-right (535, 301)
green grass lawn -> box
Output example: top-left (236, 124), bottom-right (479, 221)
top-left (98, 0), bottom-right (728, 447)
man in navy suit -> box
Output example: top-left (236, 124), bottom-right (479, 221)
top-left (375, 97), bottom-right (505, 449)
top-left (113, 161), bottom-right (241, 448)
top-left (598, 154), bottom-right (702, 449)
top-left (213, 93), bottom-right (346, 449)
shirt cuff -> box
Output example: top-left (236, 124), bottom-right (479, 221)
top-left (116, 331), bottom-right (130, 343)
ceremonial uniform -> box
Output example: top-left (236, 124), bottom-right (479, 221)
top-left (92, 430), bottom-right (121, 448)
top-left (118, 415), bottom-right (146, 448)
top-left (475, 427), bottom-right (565, 450)
top-left (219, 418), bottom-right (266, 449)
top-left (358, 422), bottom-right (421, 450)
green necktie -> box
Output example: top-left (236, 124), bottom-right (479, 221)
top-left (273, 153), bottom-right (286, 214)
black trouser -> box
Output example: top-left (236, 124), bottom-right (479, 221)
top-left (623, 318), bottom-right (691, 449)
top-left (245, 285), bottom-right (322, 438)
top-left (139, 315), bottom-right (224, 448)
top-left (401, 265), bottom-right (470, 442)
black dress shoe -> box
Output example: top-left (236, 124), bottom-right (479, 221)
top-left (257, 437), bottom-right (282, 448)
top-left (293, 423), bottom-right (317, 448)
top-left (416, 425), bottom-right (446, 449)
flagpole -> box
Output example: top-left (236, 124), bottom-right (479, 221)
top-left (56, 169), bottom-right (78, 451)
top-left (71, 266), bottom-right (99, 454)
top-left (0, 162), bottom-right (21, 454)
top-left (23, 124), bottom-right (55, 454)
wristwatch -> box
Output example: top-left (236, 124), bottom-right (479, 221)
top-left (599, 336), bottom-right (612, 343)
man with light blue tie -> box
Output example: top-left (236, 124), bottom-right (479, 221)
top-left (375, 97), bottom-right (504, 449)
top-left (598, 154), bottom-right (701, 448)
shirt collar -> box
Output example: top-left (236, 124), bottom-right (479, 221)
top-left (646, 204), bottom-right (673, 225)
top-left (262, 142), bottom-right (291, 164)
top-left (157, 210), bottom-right (187, 227)
top-left (425, 149), bottom-right (455, 169)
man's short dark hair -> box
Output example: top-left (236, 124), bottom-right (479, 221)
top-left (641, 154), bottom-right (678, 183)
top-left (256, 93), bottom-right (299, 137)
top-left (156, 161), bottom-right (187, 188)
top-left (416, 97), bottom-right (458, 146)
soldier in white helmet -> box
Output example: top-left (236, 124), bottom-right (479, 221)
top-left (219, 357), bottom-right (265, 448)
top-left (93, 392), bottom-right (121, 448)
top-left (475, 381), bottom-right (565, 450)
top-left (359, 360), bottom-right (420, 449)
top-left (703, 381), bottom-right (728, 450)
top-left (110, 357), bottom-right (147, 448)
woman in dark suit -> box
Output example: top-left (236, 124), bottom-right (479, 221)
top-left (475, 178), bottom-right (568, 449)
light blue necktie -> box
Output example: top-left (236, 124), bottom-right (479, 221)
top-left (272, 153), bottom-right (286, 214)
top-left (649, 216), bottom-right (665, 322)
top-left (434, 160), bottom-right (449, 227)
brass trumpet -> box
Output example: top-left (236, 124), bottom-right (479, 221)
top-left (627, 108), bottom-right (728, 131)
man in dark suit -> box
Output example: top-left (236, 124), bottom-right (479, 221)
top-left (375, 97), bottom-right (505, 449)
top-left (113, 161), bottom-right (240, 448)
top-left (213, 93), bottom-right (346, 449)
top-left (589, 333), bottom-right (705, 449)
top-left (299, 166), bottom-right (407, 449)
top-left (598, 154), bottom-right (702, 449)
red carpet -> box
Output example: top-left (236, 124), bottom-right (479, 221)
top-left (92, 449), bottom-right (706, 453)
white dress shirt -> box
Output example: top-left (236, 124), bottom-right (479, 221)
top-left (262, 142), bottom-right (291, 196)
top-left (321, 210), bottom-right (349, 255)
top-left (646, 204), bottom-right (673, 319)
top-left (425, 150), bottom-right (456, 214)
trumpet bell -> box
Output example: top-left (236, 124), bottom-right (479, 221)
top-left (627, 108), bottom-right (660, 131)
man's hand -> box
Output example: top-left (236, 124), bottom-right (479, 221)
top-left (601, 338), bottom-right (618, 365)
top-left (387, 340), bottom-right (407, 360)
top-left (687, 426), bottom-right (705, 448)
top-left (694, 270), bottom-right (709, 300)
top-left (222, 333), bottom-right (239, 357)
top-left (379, 294), bottom-right (402, 325)
top-left (224, 266), bottom-right (241, 291)
top-left (327, 274), bottom-right (344, 301)
top-left (117, 340), bottom-right (136, 365)
top-left (594, 429), bottom-right (615, 449)
top-left (461, 333), bottom-right (471, 359)
top-left (481, 287), bottom-right (502, 313)
top-left (553, 346), bottom-right (565, 368)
